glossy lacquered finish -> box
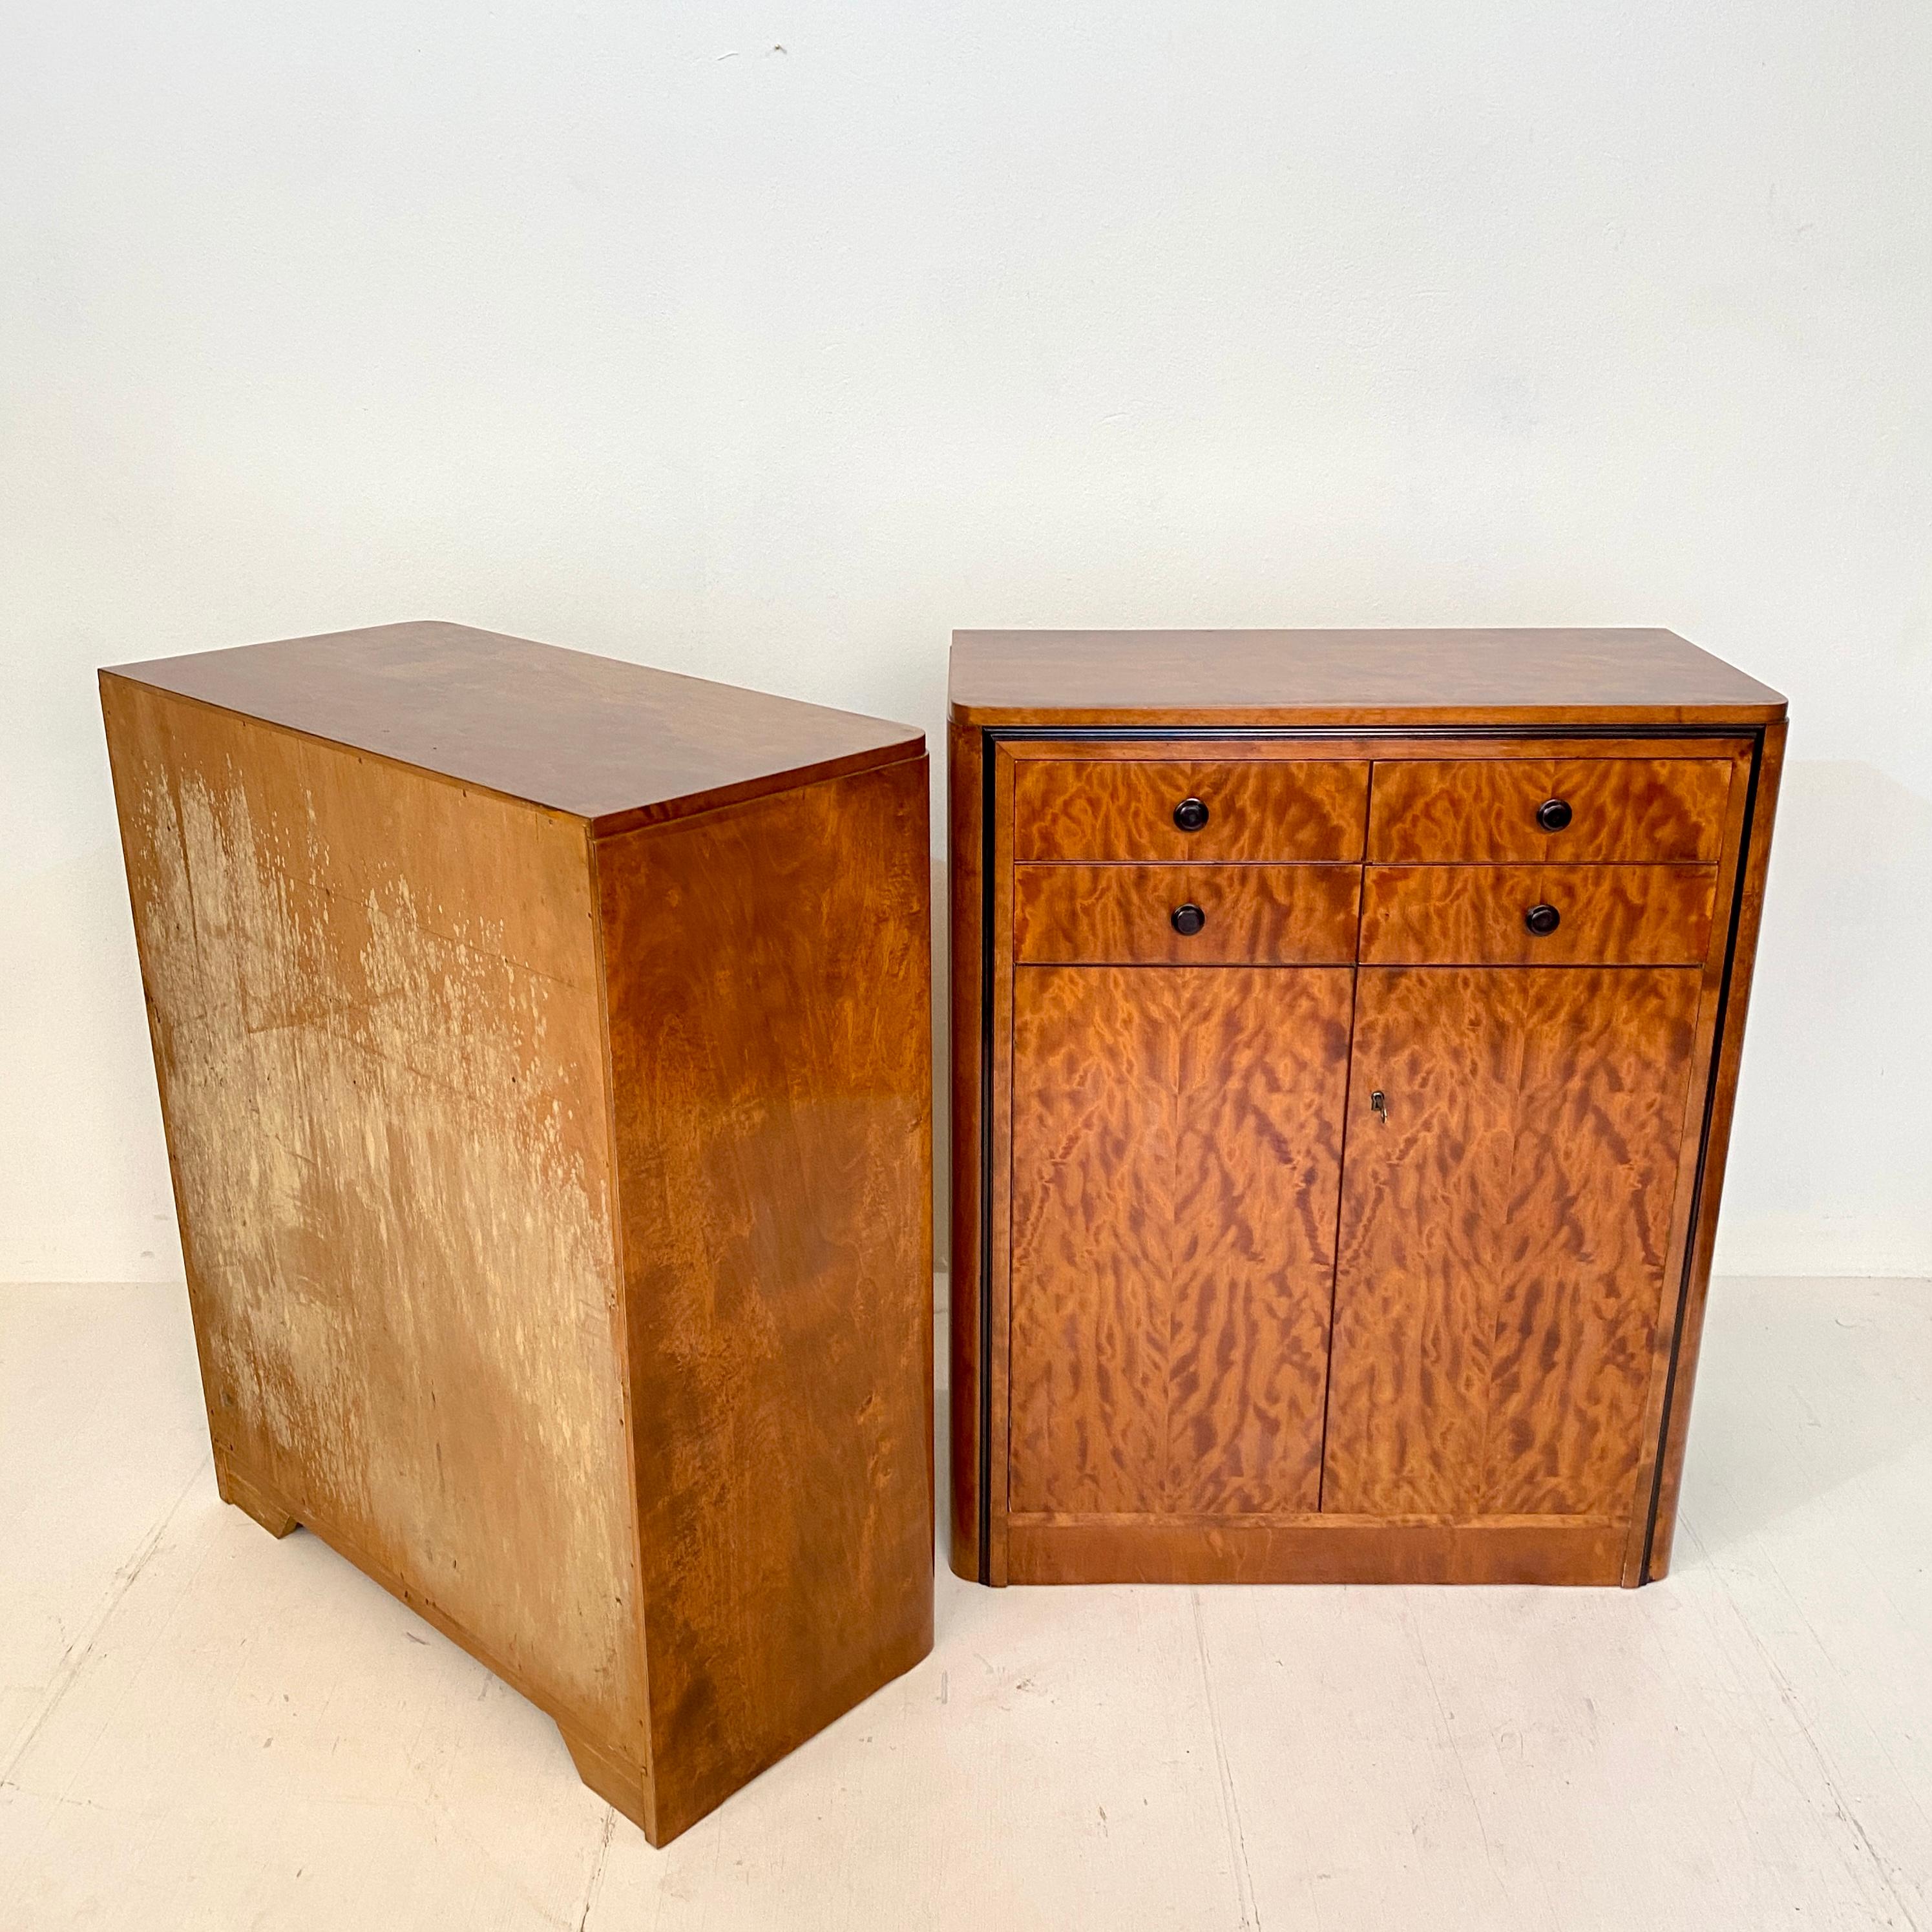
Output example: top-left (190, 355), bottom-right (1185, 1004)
top-left (950, 628), bottom-right (1786, 1590)
top-left (101, 624), bottom-right (934, 1844)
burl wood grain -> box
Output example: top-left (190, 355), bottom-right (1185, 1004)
top-left (1359, 864), bottom-right (1716, 965)
top-left (1013, 864), bottom-right (1360, 965)
top-left (1008, 967), bottom-right (1351, 1517)
top-left (597, 757), bottom-right (935, 1844)
top-left (1014, 759), bottom-right (1367, 861)
top-left (1324, 967), bottom-right (1701, 1518)
top-left (1368, 758), bottom-right (1733, 863)
top-left (98, 676), bottom-right (649, 1767)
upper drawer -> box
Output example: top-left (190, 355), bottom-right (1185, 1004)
top-left (1359, 865), bottom-right (1717, 965)
top-left (1014, 864), bottom-right (1360, 965)
top-left (1368, 759), bottom-right (1732, 863)
top-left (1014, 759), bottom-right (1368, 863)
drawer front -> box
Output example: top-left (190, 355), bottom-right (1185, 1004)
top-left (1359, 865), bottom-right (1716, 965)
top-left (1014, 864), bottom-right (1361, 965)
top-left (1015, 759), bottom-right (1368, 862)
top-left (1368, 759), bottom-right (1732, 863)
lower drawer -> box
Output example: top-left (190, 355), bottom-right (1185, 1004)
top-left (1359, 865), bottom-right (1717, 965)
top-left (1014, 864), bottom-right (1360, 964)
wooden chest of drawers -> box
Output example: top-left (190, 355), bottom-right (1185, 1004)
top-left (949, 629), bottom-right (1785, 1588)
top-left (101, 622), bottom-right (935, 1841)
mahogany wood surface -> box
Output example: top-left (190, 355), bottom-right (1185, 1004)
top-left (950, 629), bottom-right (1785, 1588)
top-left (1013, 863), bottom-right (1361, 965)
top-left (1367, 757), bottom-right (1734, 863)
top-left (1014, 758), bottom-right (1367, 861)
top-left (1358, 863), bottom-right (1717, 965)
top-left (101, 630), bottom-right (934, 1841)
top-left (1009, 967), bottom-right (1351, 1517)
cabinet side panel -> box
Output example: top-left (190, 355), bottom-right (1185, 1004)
top-left (97, 676), bottom-right (646, 1754)
top-left (1647, 722), bottom-right (1787, 1577)
top-left (598, 757), bottom-right (935, 1843)
top-left (947, 722), bottom-right (985, 1580)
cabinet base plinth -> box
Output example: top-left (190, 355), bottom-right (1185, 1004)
top-left (1004, 1517), bottom-right (1633, 1588)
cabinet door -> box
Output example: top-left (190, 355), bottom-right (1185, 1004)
top-left (1008, 966), bottom-right (1352, 1517)
top-left (1323, 967), bottom-right (1702, 1520)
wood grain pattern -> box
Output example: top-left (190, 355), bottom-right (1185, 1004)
top-left (1014, 759), bottom-right (1367, 861)
top-left (1008, 967), bottom-right (1350, 1517)
top-left (1359, 864), bottom-right (1716, 965)
top-left (98, 674), bottom-right (650, 1774)
top-left (111, 620), bottom-right (923, 835)
top-left (946, 720), bottom-right (985, 1582)
top-left (597, 758), bottom-right (934, 1844)
top-left (101, 639), bottom-right (936, 1843)
top-left (1323, 967), bottom-right (1701, 1517)
top-left (950, 630), bottom-right (1783, 1590)
top-left (1013, 864), bottom-right (1361, 965)
top-left (1647, 721), bottom-right (1788, 1578)
top-left (1005, 1517), bottom-right (1626, 1586)
top-left (1368, 758), bottom-right (1733, 863)
top-left (952, 629), bottom-right (1787, 727)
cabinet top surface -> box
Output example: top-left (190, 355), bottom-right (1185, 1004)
top-left (950, 628), bottom-right (1786, 728)
top-left (102, 621), bottom-right (925, 831)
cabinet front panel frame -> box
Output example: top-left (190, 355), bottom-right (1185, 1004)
top-left (961, 724), bottom-right (1769, 1587)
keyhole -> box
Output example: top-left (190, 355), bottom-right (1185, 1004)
top-left (1370, 1089), bottom-right (1388, 1125)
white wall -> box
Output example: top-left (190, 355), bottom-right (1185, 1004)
top-left (3, 1), bottom-right (1927, 1283)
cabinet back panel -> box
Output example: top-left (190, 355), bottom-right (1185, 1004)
top-left (1325, 967), bottom-right (1702, 1518)
top-left (1014, 759), bottom-right (1367, 862)
top-left (1009, 966), bottom-right (1352, 1516)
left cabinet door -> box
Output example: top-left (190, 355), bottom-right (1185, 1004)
top-left (1007, 965), bottom-right (1353, 1519)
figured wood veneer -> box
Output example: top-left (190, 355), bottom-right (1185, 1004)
top-left (1014, 759), bottom-right (1367, 861)
top-left (1368, 757), bottom-right (1733, 863)
top-left (1358, 864), bottom-right (1717, 965)
top-left (1009, 967), bottom-right (1351, 1517)
top-left (952, 628), bottom-right (1785, 1590)
top-left (103, 623), bottom-right (934, 1843)
top-left (1013, 863), bottom-right (1360, 964)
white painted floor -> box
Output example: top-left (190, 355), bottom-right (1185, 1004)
top-left (3, 1277), bottom-right (1929, 1929)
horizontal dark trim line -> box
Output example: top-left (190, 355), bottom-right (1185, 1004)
top-left (1011, 960), bottom-right (1710, 972)
top-left (986, 723), bottom-right (1759, 743)
top-left (1011, 857), bottom-right (1722, 869)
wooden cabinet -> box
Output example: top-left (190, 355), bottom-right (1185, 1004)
top-left (101, 621), bottom-right (935, 1843)
top-left (949, 629), bottom-right (1785, 1588)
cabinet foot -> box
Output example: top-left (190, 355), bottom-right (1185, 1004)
top-left (216, 1462), bottom-right (299, 1538)
top-left (560, 1721), bottom-right (655, 1842)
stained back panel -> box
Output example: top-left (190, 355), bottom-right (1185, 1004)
top-left (100, 675), bottom-right (646, 1753)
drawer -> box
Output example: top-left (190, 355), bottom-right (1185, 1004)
top-left (1368, 759), bottom-right (1732, 863)
top-left (1359, 865), bottom-right (1717, 965)
top-left (1015, 759), bottom-right (1368, 862)
top-left (1014, 864), bottom-right (1360, 965)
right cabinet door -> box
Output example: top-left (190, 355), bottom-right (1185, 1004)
top-left (1323, 966), bottom-right (1704, 1520)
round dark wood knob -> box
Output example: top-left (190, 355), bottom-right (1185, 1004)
top-left (1537, 797), bottom-right (1573, 832)
top-left (1173, 797), bottom-right (1210, 832)
top-left (1171, 903), bottom-right (1206, 936)
top-left (1524, 902), bottom-right (1561, 936)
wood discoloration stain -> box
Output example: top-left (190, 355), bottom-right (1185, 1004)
top-left (101, 678), bottom-right (645, 1757)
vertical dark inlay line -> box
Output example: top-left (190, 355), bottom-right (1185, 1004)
top-left (978, 729), bottom-right (998, 1583)
top-left (1639, 728), bottom-right (1763, 1582)
top-left (1314, 757), bottom-right (1373, 1512)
